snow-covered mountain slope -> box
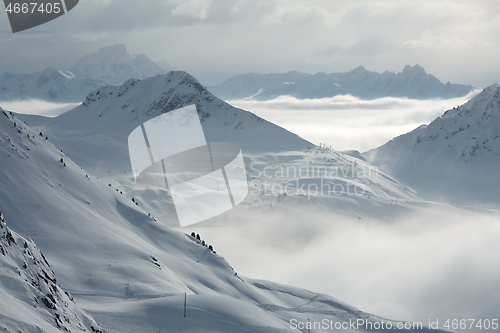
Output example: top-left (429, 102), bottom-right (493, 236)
top-left (0, 45), bottom-right (166, 103)
top-left (0, 111), bottom-right (442, 332)
top-left (16, 71), bottom-right (419, 226)
top-left (0, 67), bottom-right (104, 102)
top-left (209, 65), bottom-right (476, 101)
top-left (69, 44), bottom-right (166, 86)
top-left (26, 71), bottom-right (311, 164)
top-left (0, 212), bottom-right (105, 333)
top-left (365, 85), bottom-right (500, 206)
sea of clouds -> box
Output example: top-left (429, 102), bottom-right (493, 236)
top-left (231, 90), bottom-right (480, 152)
top-left (196, 204), bottom-right (500, 332)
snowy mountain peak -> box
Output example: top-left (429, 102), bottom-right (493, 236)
top-left (0, 44), bottom-right (168, 102)
top-left (69, 44), bottom-right (166, 86)
top-left (36, 67), bottom-right (65, 86)
top-left (366, 85), bottom-right (500, 204)
top-left (485, 82), bottom-right (499, 91)
top-left (351, 65), bottom-right (368, 72)
top-left (58, 71), bottom-right (311, 154)
top-left (163, 70), bottom-right (206, 92)
top-left (81, 71), bottom-right (208, 117)
top-left (440, 86), bottom-right (499, 121)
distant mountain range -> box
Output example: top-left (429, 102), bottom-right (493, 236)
top-left (68, 44), bottom-right (168, 86)
top-left (1, 55), bottom-right (477, 104)
top-left (365, 84), bottom-right (500, 206)
top-left (209, 65), bottom-right (476, 100)
top-left (0, 44), bottom-right (167, 102)
top-left (0, 67), bottom-right (104, 103)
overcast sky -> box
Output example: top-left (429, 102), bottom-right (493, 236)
top-left (1, 0), bottom-right (499, 86)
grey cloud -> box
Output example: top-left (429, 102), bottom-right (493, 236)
top-left (344, 37), bottom-right (385, 56)
top-left (311, 45), bottom-right (342, 59)
top-left (0, 1), bottom-right (499, 89)
top-left (197, 205), bottom-right (500, 332)
top-left (312, 37), bottom-right (385, 59)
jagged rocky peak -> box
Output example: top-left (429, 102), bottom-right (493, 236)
top-left (402, 64), bottom-right (427, 75)
top-left (0, 44), bottom-right (168, 102)
top-left (82, 71), bottom-right (209, 109)
top-left (0, 211), bottom-right (6, 227)
top-left (351, 65), bottom-right (368, 72)
top-left (210, 64), bottom-right (475, 100)
top-left (163, 70), bottom-right (205, 89)
top-left (36, 67), bottom-right (65, 85)
top-left (0, 212), bottom-right (106, 332)
top-left (399, 85), bottom-right (499, 158)
top-left (365, 83), bottom-right (500, 204)
top-left (39, 66), bottom-right (61, 77)
top-left (485, 82), bottom-right (499, 90)
top-left (442, 85), bottom-right (499, 119)
top-left (69, 44), bottom-right (166, 86)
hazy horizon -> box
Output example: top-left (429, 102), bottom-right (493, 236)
top-left (1, 0), bottom-right (499, 87)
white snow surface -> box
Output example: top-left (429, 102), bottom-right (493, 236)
top-left (209, 65), bottom-right (475, 101)
top-left (0, 107), bottom-right (449, 332)
top-left (365, 85), bottom-right (500, 206)
top-left (0, 212), bottom-right (104, 333)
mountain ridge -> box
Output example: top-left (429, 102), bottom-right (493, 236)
top-left (209, 65), bottom-right (476, 101)
top-left (365, 85), bottom-right (500, 206)
top-left (0, 45), bottom-right (166, 103)
top-left (69, 44), bottom-right (167, 86)
top-left (40, 71), bottom-right (312, 155)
